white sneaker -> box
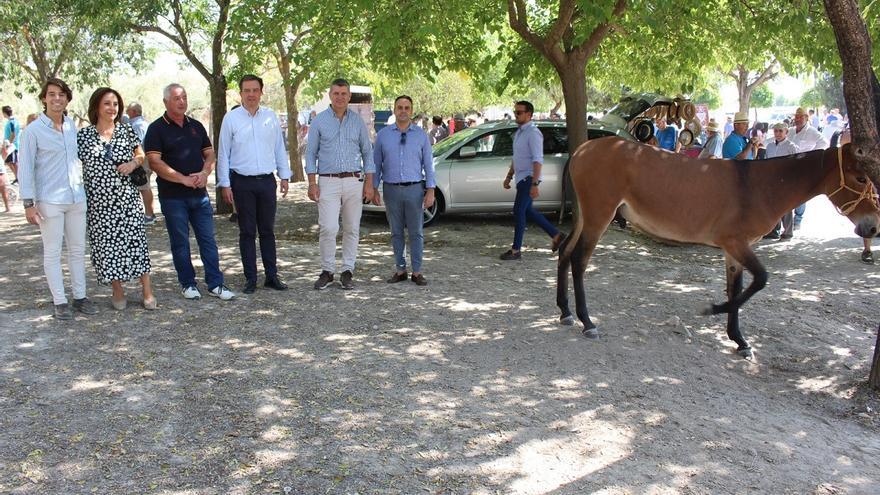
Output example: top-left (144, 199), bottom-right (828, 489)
top-left (182, 285), bottom-right (202, 300)
top-left (208, 284), bottom-right (235, 301)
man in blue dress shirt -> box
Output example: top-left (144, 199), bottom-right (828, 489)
top-left (499, 100), bottom-right (564, 260)
top-left (371, 95), bottom-right (436, 286)
top-left (217, 74), bottom-right (292, 294)
top-left (305, 78), bottom-right (375, 290)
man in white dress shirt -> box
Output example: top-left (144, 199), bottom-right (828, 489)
top-left (217, 74), bottom-right (292, 294)
top-left (787, 107), bottom-right (829, 230)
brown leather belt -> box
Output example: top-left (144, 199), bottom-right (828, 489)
top-left (319, 172), bottom-right (360, 178)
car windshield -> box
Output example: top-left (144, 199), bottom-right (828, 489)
top-left (602, 98), bottom-right (651, 122)
top-left (432, 126), bottom-right (483, 157)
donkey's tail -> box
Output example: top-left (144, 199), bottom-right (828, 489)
top-left (559, 205), bottom-right (583, 262)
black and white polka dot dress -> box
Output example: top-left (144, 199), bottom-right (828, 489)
top-left (78, 123), bottom-right (151, 284)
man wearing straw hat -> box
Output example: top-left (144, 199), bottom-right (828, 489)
top-left (697, 118), bottom-right (723, 159)
top-left (721, 112), bottom-right (759, 159)
top-left (762, 122), bottom-right (801, 239)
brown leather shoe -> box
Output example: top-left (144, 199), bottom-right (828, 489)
top-left (387, 271), bottom-right (408, 283)
top-left (410, 273), bottom-right (428, 286)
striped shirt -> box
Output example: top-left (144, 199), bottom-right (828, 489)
top-left (305, 107), bottom-right (375, 175)
top-left (17, 113), bottom-right (86, 204)
top-left (217, 105), bottom-right (291, 188)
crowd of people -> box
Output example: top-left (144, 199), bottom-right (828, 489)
top-left (655, 106), bottom-right (875, 263)
top-left (4, 75), bottom-right (873, 320)
top-left (9, 75), bottom-right (453, 320)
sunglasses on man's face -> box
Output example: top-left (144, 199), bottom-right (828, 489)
top-left (513, 110), bottom-right (529, 116)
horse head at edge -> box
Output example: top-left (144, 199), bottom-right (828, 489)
top-left (827, 143), bottom-right (880, 238)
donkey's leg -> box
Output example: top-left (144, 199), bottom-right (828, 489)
top-left (572, 235), bottom-right (601, 338)
top-left (723, 255), bottom-right (751, 357)
top-left (703, 245), bottom-right (766, 358)
top-left (704, 245), bottom-right (767, 314)
top-left (557, 235), bottom-right (575, 325)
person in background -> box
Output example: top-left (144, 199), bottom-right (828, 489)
top-left (723, 115), bottom-right (734, 138)
top-left (499, 100), bottom-right (564, 260)
top-left (126, 102), bottom-right (156, 225)
top-left (722, 112), bottom-right (759, 160)
top-left (762, 123), bottom-right (801, 240)
top-left (788, 107), bottom-right (829, 229)
top-left (429, 115), bottom-right (448, 145)
top-left (77, 87), bottom-right (154, 311)
top-left (654, 118), bottom-right (680, 152)
top-left (697, 118), bottom-right (723, 159)
top-left (18, 78), bottom-right (98, 319)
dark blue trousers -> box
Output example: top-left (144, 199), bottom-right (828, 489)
top-left (230, 172), bottom-right (278, 282)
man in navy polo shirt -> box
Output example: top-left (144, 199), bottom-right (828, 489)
top-left (144, 83), bottom-right (235, 301)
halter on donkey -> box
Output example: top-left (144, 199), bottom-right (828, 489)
top-left (556, 137), bottom-right (880, 358)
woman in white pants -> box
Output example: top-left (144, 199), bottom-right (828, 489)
top-left (18, 78), bottom-right (97, 320)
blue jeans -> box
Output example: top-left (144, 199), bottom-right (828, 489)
top-left (159, 195), bottom-right (224, 290)
top-left (794, 203), bottom-right (806, 226)
top-left (383, 183), bottom-right (425, 273)
top-left (512, 177), bottom-right (559, 250)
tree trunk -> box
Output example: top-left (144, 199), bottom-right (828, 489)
top-left (870, 325), bottom-right (880, 390)
top-left (557, 62), bottom-right (588, 221)
top-left (277, 52), bottom-right (305, 183)
top-left (824, 0), bottom-right (880, 182)
top-left (285, 89), bottom-right (303, 183)
top-left (737, 79), bottom-right (752, 115)
top-left (559, 63), bottom-right (588, 152)
top-left (209, 75), bottom-right (231, 214)
top-left (823, 0), bottom-right (880, 387)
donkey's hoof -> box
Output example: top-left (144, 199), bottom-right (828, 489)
top-left (737, 347), bottom-right (754, 360)
top-left (560, 315), bottom-right (576, 326)
top-left (701, 303), bottom-right (725, 316)
top-left (582, 327), bottom-right (600, 339)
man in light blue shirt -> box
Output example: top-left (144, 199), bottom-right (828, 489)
top-left (722, 112), bottom-right (758, 160)
top-left (305, 78), bottom-right (375, 290)
top-left (126, 101), bottom-right (156, 224)
top-left (217, 74), bottom-right (292, 294)
top-left (18, 78), bottom-right (96, 319)
top-left (499, 100), bottom-right (563, 260)
top-left (371, 95), bottom-right (435, 286)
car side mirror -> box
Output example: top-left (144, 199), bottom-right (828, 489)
top-left (458, 146), bottom-right (477, 158)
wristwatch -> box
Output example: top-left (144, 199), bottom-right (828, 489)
top-left (532, 180), bottom-right (541, 186)
top-left (23, 199), bottom-right (35, 208)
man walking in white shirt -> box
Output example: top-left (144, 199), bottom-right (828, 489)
top-left (217, 74), bottom-right (292, 294)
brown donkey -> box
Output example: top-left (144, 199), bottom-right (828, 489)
top-left (557, 136), bottom-right (880, 358)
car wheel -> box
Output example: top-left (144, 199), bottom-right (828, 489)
top-left (424, 190), bottom-right (442, 227)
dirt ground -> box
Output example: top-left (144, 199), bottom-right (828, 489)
top-left (1, 182), bottom-right (879, 494)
